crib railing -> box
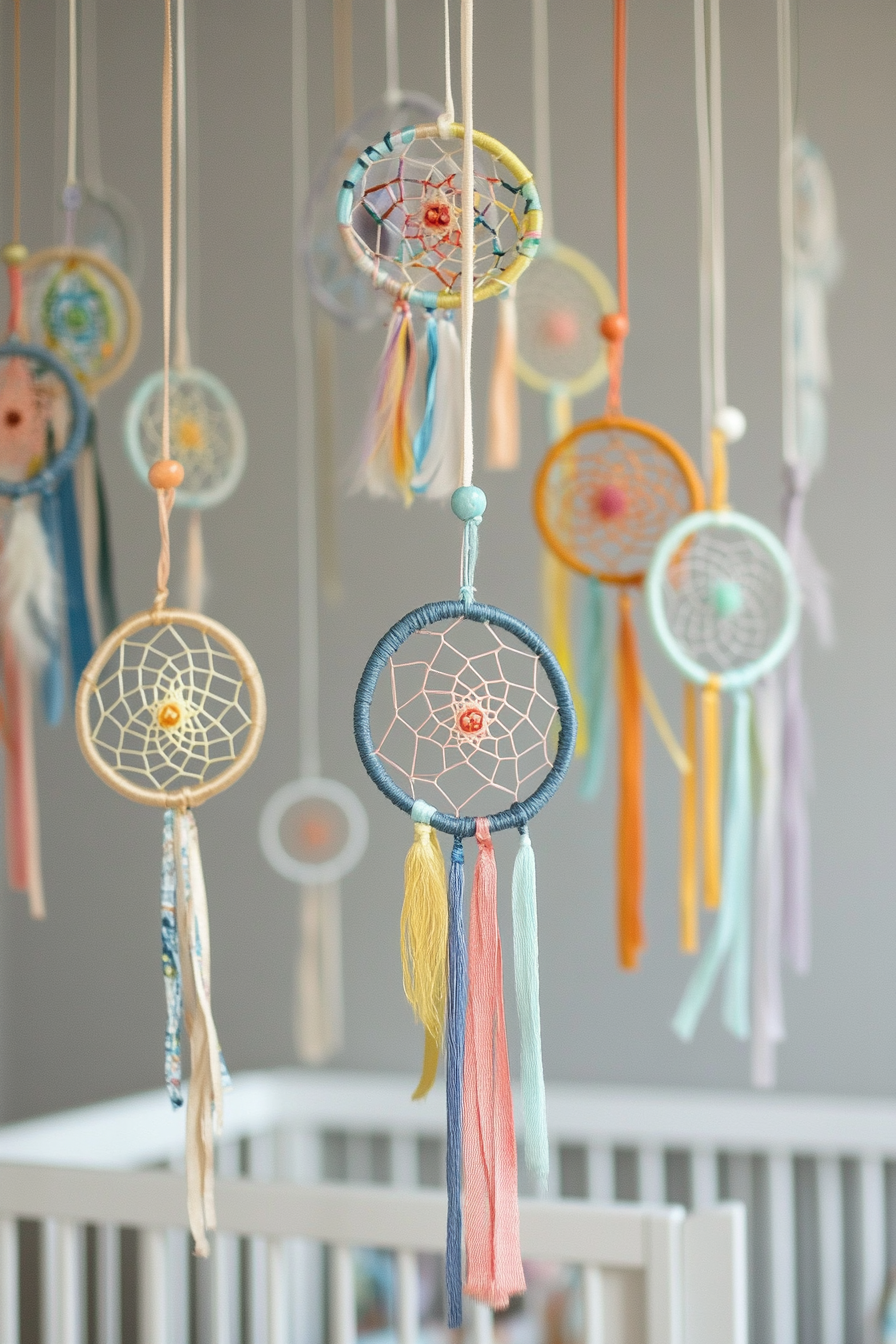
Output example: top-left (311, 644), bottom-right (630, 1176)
top-left (0, 1161), bottom-right (744, 1344)
top-left (0, 1068), bottom-right (892, 1344)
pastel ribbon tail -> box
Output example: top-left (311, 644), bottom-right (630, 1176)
top-left (175, 811), bottom-right (226, 1258)
top-left (511, 826), bottom-right (549, 1192)
top-left (486, 286), bottom-right (520, 470)
top-left (402, 820), bottom-right (448, 1097)
top-left (579, 576), bottom-right (610, 795)
top-left (680, 683), bottom-right (699, 952)
top-left (462, 818), bottom-right (525, 1310)
top-left (751, 676), bottom-right (785, 1088)
top-left (56, 468), bottom-right (95, 692)
top-left (184, 509), bottom-right (207, 613)
top-left (781, 640), bottom-right (812, 977)
top-left (616, 592), bottom-right (644, 970)
top-left (414, 313), bottom-right (463, 499)
top-left (784, 464), bottom-right (834, 648)
top-left (673, 689), bottom-right (752, 1042)
top-left (295, 883), bottom-right (344, 1065)
top-left (445, 837), bottom-right (467, 1329)
top-left (701, 677), bottom-right (722, 910)
top-left (353, 302), bottom-right (417, 504)
top-left (411, 314), bottom-right (439, 485)
top-left (75, 439), bottom-right (102, 647)
top-left (92, 428), bottom-right (119, 636)
top-left (2, 633), bottom-right (45, 920)
top-left (161, 810), bottom-right (184, 1107)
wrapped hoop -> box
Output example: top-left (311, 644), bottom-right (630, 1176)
top-left (533, 414), bottom-right (705, 586)
top-left (21, 245), bottom-right (142, 395)
top-left (515, 241), bottom-right (616, 398)
top-left (0, 340), bottom-right (90, 498)
top-left (259, 777), bottom-right (369, 886)
top-left (353, 599), bottom-right (576, 837)
top-left (337, 123), bottom-right (541, 310)
top-left (76, 606), bottom-right (266, 809)
top-left (645, 509), bottom-right (802, 690)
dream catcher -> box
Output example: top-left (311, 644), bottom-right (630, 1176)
top-left (776, 0), bottom-right (840, 1032)
top-left (355, 0), bottom-right (574, 1317)
top-left (124, 0), bottom-right (246, 612)
top-left (645, 0), bottom-right (801, 1067)
top-left (76, 0), bottom-right (265, 1255)
top-left (337, 1), bottom-right (541, 505)
top-left (258, 0), bottom-right (369, 1065)
top-left (533, 0), bottom-right (704, 970)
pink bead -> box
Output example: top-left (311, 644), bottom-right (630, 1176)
top-left (593, 483), bottom-right (628, 520)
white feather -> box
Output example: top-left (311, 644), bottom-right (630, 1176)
top-left (1, 502), bottom-right (59, 672)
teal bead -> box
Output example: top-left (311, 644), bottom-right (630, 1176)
top-left (451, 485), bottom-right (487, 520)
top-left (711, 578), bottom-right (744, 618)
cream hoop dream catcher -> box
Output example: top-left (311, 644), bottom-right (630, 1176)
top-left (77, 0), bottom-right (266, 1256)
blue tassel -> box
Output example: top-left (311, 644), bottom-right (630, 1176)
top-left (56, 468), bottom-right (94, 691)
top-left (161, 810), bottom-right (184, 1108)
top-left (672, 689), bottom-right (753, 1041)
top-left (512, 825), bottom-right (549, 1192)
top-left (580, 577), bottom-right (610, 800)
top-left (37, 493), bottom-right (65, 726)
top-left (445, 835), bottom-right (467, 1329)
top-left (412, 314), bottom-right (439, 489)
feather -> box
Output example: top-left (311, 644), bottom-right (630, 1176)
top-left (1, 502), bottom-right (59, 674)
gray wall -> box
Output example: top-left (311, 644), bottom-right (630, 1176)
top-left (0, 0), bottom-right (893, 1122)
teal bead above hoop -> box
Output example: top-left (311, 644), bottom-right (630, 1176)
top-left (451, 485), bottom-right (487, 521)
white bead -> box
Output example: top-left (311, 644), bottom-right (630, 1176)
top-left (714, 405), bottom-right (747, 443)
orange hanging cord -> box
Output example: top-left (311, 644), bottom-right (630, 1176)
top-left (3, 0), bottom-right (27, 337)
top-left (601, 0), bottom-right (630, 414)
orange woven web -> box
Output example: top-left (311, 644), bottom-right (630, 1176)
top-left (536, 423), bottom-right (699, 584)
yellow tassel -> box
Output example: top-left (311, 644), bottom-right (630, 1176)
top-left (702, 676), bottom-right (722, 910)
top-left (401, 822), bottom-right (448, 1047)
top-left (680, 683), bottom-right (699, 952)
top-left (412, 1029), bottom-right (440, 1099)
top-left (486, 288), bottom-right (520, 469)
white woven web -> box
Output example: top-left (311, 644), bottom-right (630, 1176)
top-left (133, 371), bottom-right (245, 507)
top-left (347, 137), bottom-right (529, 299)
top-left (516, 253), bottom-right (607, 384)
top-left (86, 623), bottom-right (253, 791)
top-left (371, 618), bottom-right (558, 817)
top-left (661, 525), bottom-right (790, 673)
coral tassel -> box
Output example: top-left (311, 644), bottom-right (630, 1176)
top-left (486, 287), bottom-right (520, 469)
top-left (462, 818), bottom-right (525, 1310)
top-left (402, 804), bottom-right (448, 1096)
top-left (702, 676), bottom-right (722, 910)
top-left (680, 682), bottom-right (699, 953)
top-left (2, 632), bottom-right (45, 919)
top-left (354, 302), bottom-right (417, 503)
top-left (616, 591), bottom-right (644, 969)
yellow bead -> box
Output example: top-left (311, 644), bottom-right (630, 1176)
top-left (1, 243), bottom-right (28, 266)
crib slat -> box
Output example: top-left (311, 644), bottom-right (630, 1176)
top-left (280, 1128), bottom-right (324, 1344)
top-left (249, 1135), bottom-right (277, 1344)
top-left (472, 1302), bottom-right (493, 1344)
top-left (43, 1220), bottom-right (83, 1344)
top-left (767, 1154), bottom-right (797, 1344)
top-left (587, 1145), bottom-right (614, 1202)
top-left (0, 1219), bottom-right (18, 1344)
top-left (330, 1247), bottom-right (356, 1344)
top-left (138, 1230), bottom-right (167, 1344)
top-left (214, 1140), bottom-right (241, 1344)
top-left (267, 1239), bottom-right (287, 1344)
top-left (817, 1157), bottom-right (844, 1344)
top-left (639, 1148), bottom-right (665, 1203)
top-left (582, 1266), bottom-right (605, 1344)
top-left (690, 1150), bottom-right (717, 1210)
top-left (96, 1226), bottom-right (119, 1344)
top-left (165, 1230), bottom-right (188, 1344)
top-left (546, 1142), bottom-right (562, 1198)
top-left (860, 1157), bottom-right (886, 1334)
top-left (396, 1251), bottom-right (418, 1344)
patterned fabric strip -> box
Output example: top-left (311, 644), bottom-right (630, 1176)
top-left (160, 809), bottom-right (183, 1107)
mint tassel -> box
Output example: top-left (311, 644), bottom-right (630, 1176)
top-left (512, 824), bottom-right (549, 1192)
top-left (412, 314), bottom-right (439, 487)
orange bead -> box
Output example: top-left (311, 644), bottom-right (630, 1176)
top-left (148, 459), bottom-right (185, 490)
top-left (600, 312), bottom-right (630, 342)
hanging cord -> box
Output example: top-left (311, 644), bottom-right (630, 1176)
top-left (459, 0), bottom-right (473, 487)
top-left (437, 0), bottom-right (455, 136)
top-left (3, 0), bottom-right (27, 336)
top-left (174, 0), bottom-right (190, 372)
top-left (79, 0), bottom-right (103, 191)
top-left (384, 0), bottom-right (400, 106)
top-left (530, 0), bottom-right (552, 240)
top-left (601, 0), bottom-right (629, 414)
top-left (293, 0), bottom-right (322, 778)
top-left (777, 0), bottom-right (796, 470)
top-left (332, 0), bottom-right (353, 134)
top-left (62, 0), bottom-right (81, 246)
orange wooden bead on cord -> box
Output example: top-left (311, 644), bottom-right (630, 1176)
top-left (148, 458), bottom-right (184, 490)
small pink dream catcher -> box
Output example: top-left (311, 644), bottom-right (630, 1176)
top-left (354, 0), bottom-right (575, 1318)
top-left (77, 0), bottom-right (266, 1256)
top-left (645, 0), bottom-right (801, 1080)
top-left (259, 0), bottom-right (369, 1066)
top-left (336, 0), bottom-right (541, 504)
top-left (123, 0), bottom-right (246, 614)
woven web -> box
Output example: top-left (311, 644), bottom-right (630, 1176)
top-left (0, 353), bottom-right (70, 484)
top-left (516, 254), bottom-right (607, 384)
top-left (371, 618), bottom-right (558, 817)
top-left (85, 622), bottom-right (253, 792)
top-left (540, 426), bottom-right (697, 582)
top-left (134, 372), bottom-right (244, 506)
top-left (661, 525), bottom-right (790, 673)
top-left (346, 136), bottom-right (530, 299)
top-left (25, 258), bottom-right (127, 383)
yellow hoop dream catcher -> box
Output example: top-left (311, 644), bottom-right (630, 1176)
top-left (533, 0), bottom-right (704, 971)
top-left (77, 0), bottom-right (265, 1255)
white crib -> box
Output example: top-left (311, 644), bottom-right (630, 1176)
top-left (0, 1067), bottom-right (890, 1344)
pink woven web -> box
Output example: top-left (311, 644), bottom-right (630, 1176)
top-left (372, 618), bottom-right (558, 818)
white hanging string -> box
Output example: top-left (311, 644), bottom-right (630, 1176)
top-left (66, 0), bottom-right (78, 189)
top-left (693, 0), bottom-right (726, 477)
top-left (459, 0), bottom-right (474, 488)
top-left (530, 0), bottom-right (553, 240)
top-left (777, 0), bottom-right (797, 468)
top-left (438, 0), bottom-right (455, 134)
top-left (78, 0), bottom-right (102, 190)
top-left (384, 0), bottom-right (400, 106)
top-left (293, 0), bottom-right (321, 779)
top-left (174, 0), bottom-right (190, 372)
